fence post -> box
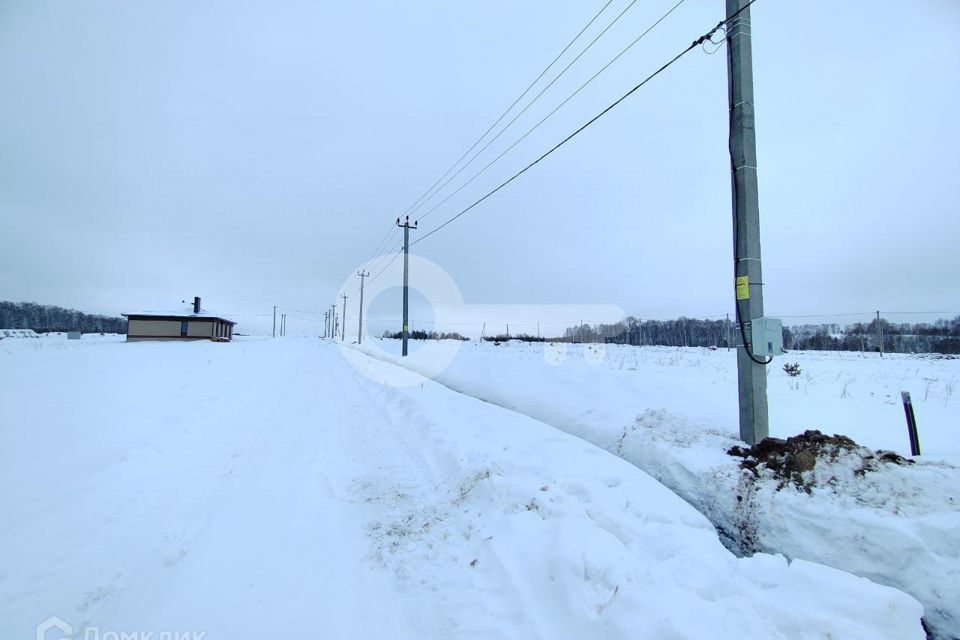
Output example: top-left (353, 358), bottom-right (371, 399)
top-left (900, 391), bottom-right (921, 456)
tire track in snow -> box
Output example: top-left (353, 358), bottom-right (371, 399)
top-left (324, 343), bottom-right (546, 639)
top-left (323, 343), bottom-right (616, 638)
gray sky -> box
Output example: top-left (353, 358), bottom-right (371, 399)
top-left (1, 0), bottom-right (958, 335)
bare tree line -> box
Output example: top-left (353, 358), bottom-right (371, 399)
top-left (561, 316), bottom-right (960, 354)
top-left (0, 301), bottom-right (127, 334)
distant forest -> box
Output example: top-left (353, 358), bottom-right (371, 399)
top-left (6, 301), bottom-right (958, 353)
top-left (0, 301), bottom-right (127, 334)
top-left (561, 316), bottom-right (960, 355)
top-left (387, 315), bottom-right (960, 355)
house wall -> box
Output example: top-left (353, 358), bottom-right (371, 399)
top-left (187, 321), bottom-right (214, 337)
top-left (128, 319), bottom-right (181, 337)
top-left (126, 318), bottom-right (234, 341)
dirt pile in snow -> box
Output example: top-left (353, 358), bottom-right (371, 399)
top-left (728, 430), bottom-right (913, 492)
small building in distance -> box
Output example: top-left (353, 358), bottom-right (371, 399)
top-left (123, 297), bottom-right (235, 342)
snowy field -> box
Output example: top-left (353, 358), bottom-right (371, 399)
top-left (355, 338), bottom-right (960, 638)
top-left (361, 339), bottom-right (960, 461)
top-left (0, 334), bottom-right (931, 639)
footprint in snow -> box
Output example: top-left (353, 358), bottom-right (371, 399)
top-left (162, 548), bottom-right (188, 567)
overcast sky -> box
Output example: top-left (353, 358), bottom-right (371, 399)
top-left (1, 0), bottom-right (958, 335)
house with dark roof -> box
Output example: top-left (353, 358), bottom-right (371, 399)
top-left (123, 297), bottom-right (235, 342)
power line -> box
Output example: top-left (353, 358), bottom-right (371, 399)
top-left (335, 0), bottom-right (684, 308)
top-left (349, 238), bottom-right (403, 296)
top-left (400, 0), bottom-right (619, 221)
top-left (341, 235), bottom-right (404, 301)
top-left (413, 0), bottom-right (647, 223)
top-left (412, 8), bottom-right (738, 247)
top-left (365, 224), bottom-right (401, 265)
top-left (413, 0), bottom-right (689, 226)
top-left (277, 306), bottom-right (327, 315)
top-left (365, 246), bottom-right (405, 289)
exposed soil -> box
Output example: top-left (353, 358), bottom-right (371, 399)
top-left (727, 429), bottom-right (913, 492)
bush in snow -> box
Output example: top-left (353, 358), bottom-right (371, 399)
top-left (783, 362), bottom-right (802, 377)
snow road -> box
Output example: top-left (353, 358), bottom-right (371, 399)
top-left (1, 336), bottom-right (924, 639)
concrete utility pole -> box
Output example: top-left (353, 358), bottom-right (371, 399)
top-left (273, 305), bottom-right (277, 338)
top-left (330, 304), bottom-right (336, 339)
top-left (877, 311), bottom-right (884, 357)
top-left (357, 270), bottom-right (370, 344)
top-left (727, 0), bottom-right (768, 445)
top-left (324, 310), bottom-right (329, 338)
top-left (340, 294), bottom-right (348, 342)
top-left (397, 215), bottom-right (418, 356)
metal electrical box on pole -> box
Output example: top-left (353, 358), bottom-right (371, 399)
top-left (727, 0), bottom-right (772, 445)
top-left (750, 317), bottom-right (783, 357)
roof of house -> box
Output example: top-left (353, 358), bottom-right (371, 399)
top-left (122, 311), bottom-right (236, 325)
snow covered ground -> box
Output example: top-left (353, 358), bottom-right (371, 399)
top-left (353, 338), bottom-right (960, 638)
top-left (0, 335), bottom-right (928, 638)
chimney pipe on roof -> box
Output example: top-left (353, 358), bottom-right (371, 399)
top-left (193, 297), bottom-right (201, 314)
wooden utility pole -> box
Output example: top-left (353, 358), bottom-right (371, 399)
top-left (340, 294), bottom-right (348, 342)
top-left (877, 310), bottom-right (884, 357)
top-left (357, 270), bottom-right (370, 344)
top-left (397, 216), bottom-right (417, 356)
top-left (727, 0), bottom-right (769, 445)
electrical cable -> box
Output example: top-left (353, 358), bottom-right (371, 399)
top-left (365, 246), bottom-right (405, 289)
top-left (413, 0), bottom-right (648, 222)
top-left (411, 7), bottom-right (743, 248)
top-left (366, 224), bottom-right (401, 265)
top-left (401, 0), bottom-right (619, 220)
top-left (341, 235), bottom-right (404, 300)
top-left (414, 0), bottom-right (689, 226)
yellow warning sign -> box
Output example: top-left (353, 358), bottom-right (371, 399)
top-left (735, 276), bottom-right (749, 300)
